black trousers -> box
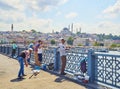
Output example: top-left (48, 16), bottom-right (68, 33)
top-left (12, 49), bottom-right (16, 57)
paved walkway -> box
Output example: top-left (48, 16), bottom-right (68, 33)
top-left (0, 54), bottom-right (88, 89)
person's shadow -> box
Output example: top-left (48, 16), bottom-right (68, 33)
top-left (54, 77), bottom-right (66, 83)
top-left (10, 78), bottom-right (25, 82)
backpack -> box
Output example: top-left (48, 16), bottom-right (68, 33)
top-left (80, 58), bottom-right (87, 73)
top-left (48, 63), bottom-right (54, 70)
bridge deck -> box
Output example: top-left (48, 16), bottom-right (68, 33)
top-left (0, 54), bottom-right (88, 89)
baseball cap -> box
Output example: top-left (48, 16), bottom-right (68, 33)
top-left (29, 48), bottom-right (33, 51)
top-left (60, 37), bottom-right (65, 40)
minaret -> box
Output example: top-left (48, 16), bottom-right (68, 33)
top-left (68, 24), bottom-right (70, 31)
top-left (79, 27), bottom-right (81, 33)
top-left (52, 29), bottom-right (54, 33)
top-left (76, 28), bottom-right (78, 33)
top-left (71, 23), bottom-right (73, 33)
top-left (11, 24), bottom-right (13, 32)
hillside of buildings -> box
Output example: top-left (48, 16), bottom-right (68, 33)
top-left (0, 27), bottom-right (120, 50)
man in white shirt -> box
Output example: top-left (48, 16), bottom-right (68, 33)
top-left (59, 38), bottom-right (67, 75)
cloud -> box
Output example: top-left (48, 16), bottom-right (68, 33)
top-left (65, 12), bottom-right (78, 19)
top-left (0, 0), bottom-right (69, 12)
top-left (25, 0), bottom-right (68, 12)
top-left (0, 9), bottom-right (26, 23)
top-left (0, 17), bottom-right (53, 33)
top-left (0, 23), bottom-right (11, 31)
top-left (100, 0), bottom-right (120, 19)
top-left (0, 0), bottom-right (27, 23)
top-left (0, 0), bottom-right (69, 32)
top-left (0, 0), bottom-right (25, 11)
top-left (0, 0), bottom-right (69, 23)
top-left (59, 0), bottom-right (68, 5)
top-left (96, 21), bottom-right (120, 35)
top-left (56, 11), bottom-right (62, 16)
top-left (0, 0), bottom-right (69, 29)
top-left (72, 21), bottom-right (120, 35)
top-left (103, 0), bottom-right (120, 14)
top-left (0, 1), bottom-right (16, 10)
top-left (24, 18), bottom-right (53, 29)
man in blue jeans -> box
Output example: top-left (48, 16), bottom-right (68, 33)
top-left (17, 52), bottom-right (28, 79)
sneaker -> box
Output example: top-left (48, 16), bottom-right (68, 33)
top-left (60, 72), bottom-right (66, 75)
top-left (17, 76), bottom-right (24, 79)
top-left (23, 74), bottom-right (27, 76)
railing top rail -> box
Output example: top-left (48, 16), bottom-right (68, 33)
top-left (66, 51), bottom-right (88, 54)
top-left (95, 52), bottom-right (120, 57)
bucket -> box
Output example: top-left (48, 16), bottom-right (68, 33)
top-left (34, 65), bottom-right (40, 70)
top-left (42, 64), bottom-right (47, 70)
top-left (85, 75), bottom-right (89, 81)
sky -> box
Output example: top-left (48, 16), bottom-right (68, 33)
top-left (0, 0), bottom-right (120, 35)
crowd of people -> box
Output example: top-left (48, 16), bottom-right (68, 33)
top-left (14, 38), bottom-right (70, 79)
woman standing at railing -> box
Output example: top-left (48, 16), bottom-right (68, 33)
top-left (33, 40), bottom-right (42, 66)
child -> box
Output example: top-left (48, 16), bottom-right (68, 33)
top-left (17, 51), bottom-right (28, 79)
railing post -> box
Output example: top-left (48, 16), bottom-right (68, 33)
top-left (2, 46), bottom-right (4, 53)
top-left (3, 46), bottom-right (5, 53)
top-left (53, 48), bottom-right (57, 71)
top-left (53, 48), bottom-right (60, 71)
top-left (0, 45), bottom-right (1, 52)
top-left (7, 46), bottom-right (9, 54)
top-left (1, 46), bottom-right (3, 53)
top-left (9, 46), bottom-right (11, 55)
top-left (17, 47), bottom-right (20, 56)
top-left (5, 46), bottom-right (8, 54)
top-left (8, 46), bottom-right (10, 55)
top-left (87, 49), bottom-right (95, 82)
top-left (56, 51), bottom-right (60, 71)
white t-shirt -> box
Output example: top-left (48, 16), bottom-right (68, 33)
top-left (38, 48), bottom-right (42, 54)
top-left (58, 43), bottom-right (66, 56)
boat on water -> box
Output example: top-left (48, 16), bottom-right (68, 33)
top-left (98, 48), bottom-right (109, 52)
top-left (95, 48), bottom-right (109, 53)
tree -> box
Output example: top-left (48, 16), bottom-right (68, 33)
top-left (0, 40), bottom-right (4, 44)
top-left (67, 37), bottom-right (74, 45)
top-left (22, 30), bottom-right (26, 32)
top-left (93, 41), bottom-right (100, 46)
top-left (76, 32), bottom-right (81, 35)
top-left (110, 44), bottom-right (117, 48)
top-left (97, 33), bottom-right (120, 40)
top-left (117, 44), bottom-right (120, 47)
top-left (78, 43), bottom-right (83, 46)
top-left (51, 39), bottom-right (56, 45)
top-left (31, 29), bottom-right (36, 33)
